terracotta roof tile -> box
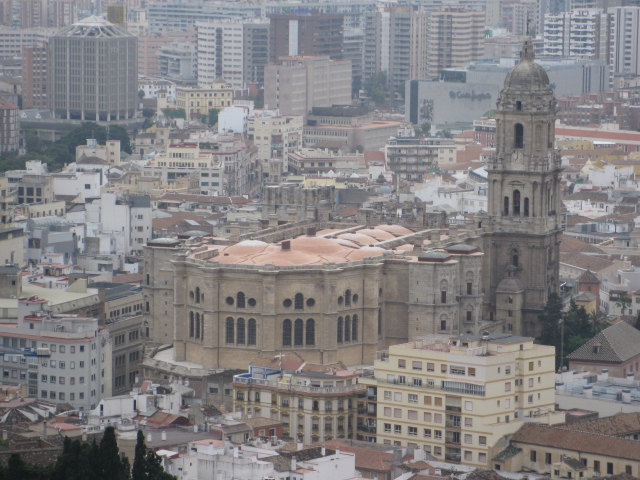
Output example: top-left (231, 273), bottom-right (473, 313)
top-left (321, 440), bottom-right (394, 472)
top-left (559, 252), bottom-right (614, 272)
top-left (567, 321), bottom-right (640, 362)
top-left (566, 412), bottom-right (640, 437)
top-left (511, 423), bottom-right (640, 461)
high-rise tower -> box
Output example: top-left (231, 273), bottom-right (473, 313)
top-left (480, 39), bottom-right (563, 337)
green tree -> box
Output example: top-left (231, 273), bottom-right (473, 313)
top-left (24, 129), bottom-right (42, 152)
top-left (538, 292), bottom-right (563, 351)
top-left (99, 426), bottom-right (130, 480)
top-left (364, 72), bottom-right (388, 104)
top-left (138, 90), bottom-right (145, 100)
top-left (414, 122), bottom-right (431, 137)
top-left (634, 310), bottom-right (640, 331)
top-left (162, 108), bottom-right (186, 119)
top-left (132, 430), bottom-right (147, 480)
top-left (145, 451), bottom-right (176, 480)
top-left (208, 108), bottom-right (219, 127)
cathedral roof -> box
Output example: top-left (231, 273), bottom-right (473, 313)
top-left (502, 38), bottom-right (551, 95)
top-left (496, 276), bottom-right (524, 293)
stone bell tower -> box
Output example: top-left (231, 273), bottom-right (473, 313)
top-left (480, 38), bottom-right (563, 337)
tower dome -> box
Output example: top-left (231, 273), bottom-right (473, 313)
top-left (501, 39), bottom-right (552, 96)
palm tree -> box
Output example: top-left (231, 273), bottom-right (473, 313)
top-left (588, 310), bottom-right (609, 335)
top-left (615, 295), bottom-right (632, 316)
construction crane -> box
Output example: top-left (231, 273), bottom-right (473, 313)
top-left (0, 345), bottom-right (51, 365)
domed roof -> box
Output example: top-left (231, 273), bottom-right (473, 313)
top-left (181, 230), bottom-right (209, 237)
top-left (445, 244), bottom-right (479, 254)
top-left (496, 276), bottom-right (524, 293)
top-left (502, 39), bottom-right (551, 95)
top-left (148, 237), bottom-right (180, 245)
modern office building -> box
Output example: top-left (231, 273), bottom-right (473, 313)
top-left (426, 6), bottom-right (484, 77)
top-left (268, 13), bottom-right (344, 63)
top-left (195, 19), bottom-right (269, 90)
top-left (357, 333), bottom-right (557, 465)
top-left (264, 55), bottom-right (351, 117)
top-left (363, 7), bottom-right (428, 94)
top-left (47, 16), bottom-right (137, 121)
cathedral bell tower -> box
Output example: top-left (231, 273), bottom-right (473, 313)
top-left (480, 38), bottom-right (563, 337)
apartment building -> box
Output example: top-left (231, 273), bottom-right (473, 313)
top-left (610, 7), bottom-right (640, 76)
top-left (174, 81), bottom-right (234, 120)
top-left (358, 333), bottom-right (557, 467)
top-left (246, 110), bottom-right (303, 161)
top-left (0, 26), bottom-right (55, 58)
top-left (426, 7), bottom-right (484, 77)
top-left (158, 42), bottom-right (197, 86)
top-left (543, 9), bottom-right (610, 60)
top-left (0, 97), bottom-right (18, 153)
top-left (264, 55), bottom-right (351, 117)
top-left (385, 136), bottom-right (456, 182)
top-left (363, 7), bottom-right (428, 94)
top-left (232, 353), bottom-right (365, 444)
top-left (0, 296), bottom-right (112, 411)
top-left (137, 30), bottom-right (195, 77)
top-left (196, 19), bottom-right (269, 90)
top-left (21, 42), bottom-right (47, 110)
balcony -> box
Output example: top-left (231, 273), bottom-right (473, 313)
top-left (356, 424), bottom-right (377, 434)
top-left (233, 375), bottom-right (366, 395)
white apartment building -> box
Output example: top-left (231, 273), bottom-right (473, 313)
top-left (0, 297), bottom-right (112, 411)
top-left (138, 76), bottom-right (176, 101)
top-left (0, 26), bottom-right (56, 57)
top-left (196, 19), bottom-right (269, 90)
top-left (543, 9), bottom-right (609, 60)
top-left (76, 139), bottom-right (122, 166)
top-left (610, 7), bottom-right (640, 76)
top-left (143, 142), bottom-right (225, 195)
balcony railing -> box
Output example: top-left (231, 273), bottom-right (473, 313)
top-left (233, 375), bottom-right (366, 394)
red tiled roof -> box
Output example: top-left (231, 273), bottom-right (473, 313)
top-left (321, 440), bottom-right (394, 472)
top-left (511, 423), bottom-right (640, 461)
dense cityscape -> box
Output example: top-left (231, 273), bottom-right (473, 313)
top-left (0, 0), bottom-right (640, 478)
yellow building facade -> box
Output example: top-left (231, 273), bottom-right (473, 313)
top-left (175, 81), bottom-right (234, 119)
top-left (358, 333), bottom-right (558, 467)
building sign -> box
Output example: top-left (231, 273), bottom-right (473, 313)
top-left (449, 90), bottom-right (492, 101)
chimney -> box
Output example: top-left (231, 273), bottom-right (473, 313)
top-left (321, 445), bottom-right (326, 456)
top-left (281, 240), bottom-right (291, 250)
top-left (147, 433), bottom-right (153, 442)
top-left (583, 385), bottom-right (593, 398)
top-left (233, 446), bottom-right (239, 458)
top-left (599, 369), bottom-right (609, 382)
top-left (307, 227), bottom-right (316, 237)
top-left (291, 456), bottom-right (297, 471)
top-left (555, 381), bottom-right (565, 394)
top-left (627, 372), bottom-right (635, 384)
top-left (622, 389), bottom-right (632, 403)
top-left (449, 224), bottom-right (459, 241)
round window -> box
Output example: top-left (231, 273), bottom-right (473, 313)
top-left (338, 296), bottom-right (344, 305)
top-left (248, 298), bottom-right (257, 307)
top-left (225, 297), bottom-right (234, 305)
top-left (306, 298), bottom-right (315, 307)
top-left (283, 299), bottom-right (292, 308)
top-left (352, 294), bottom-right (359, 304)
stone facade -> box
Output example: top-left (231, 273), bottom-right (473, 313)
top-left (479, 39), bottom-right (562, 337)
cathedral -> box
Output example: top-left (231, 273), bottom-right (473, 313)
top-left (478, 38), bottom-right (563, 338)
top-left (141, 38), bottom-right (561, 370)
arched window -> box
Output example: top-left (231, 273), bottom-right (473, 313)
top-left (352, 314), bottom-right (358, 341)
top-left (237, 318), bottom-right (245, 345)
top-left (516, 101), bottom-right (522, 111)
top-left (547, 122), bottom-right (553, 148)
top-left (513, 190), bottom-right (521, 216)
top-left (294, 319), bottom-right (304, 346)
top-left (524, 197), bottom-right (530, 217)
top-left (514, 123), bottom-right (524, 148)
top-left (189, 291), bottom-right (194, 301)
top-left (345, 290), bottom-right (352, 307)
top-left (337, 317), bottom-right (343, 343)
top-left (195, 287), bottom-right (201, 303)
top-left (200, 314), bottom-right (204, 339)
top-left (378, 309), bottom-right (382, 335)
top-left (195, 313), bottom-right (200, 339)
top-left (466, 308), bottom-right (473, 322)
top-left (282, 319), bottom-right (292, 347)
top-left (345, 316), bottom-right (351, 342)
top-left (189, 311), bottom-right (194, 338)
top-left (294, 293), bottom-right (304, 310)
top-left (306, 319), bottom-right (315, 346)
top-left (513, 254), bottom-right (519, 267)
top-left (247, 319), bottom-right (257, 346)
top-left (504, 196), bottom-right (509, 216)
top-left (237, 292), bottom-right (245, 308)
top-left (226, 317), bottom-right (234, 344)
